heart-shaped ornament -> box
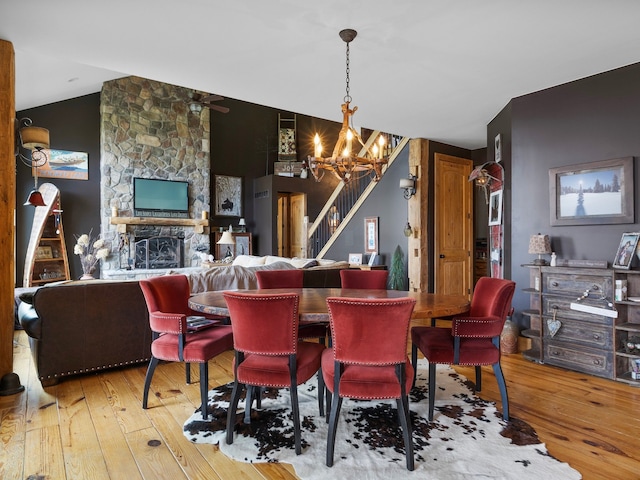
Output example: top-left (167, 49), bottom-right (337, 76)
top-left (547, 318), bottom-right (562, 337)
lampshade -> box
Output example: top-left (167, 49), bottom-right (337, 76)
top-left (238, 218), bottom-right (246, 226)
top-left (20, 126), bottom-right (50, 150)
top-left (528, 234), bottom-right (551, 265)
top-left (24, 189), bottom-right (46, 207)
top-left (217, 231), bottom-right (235, 245)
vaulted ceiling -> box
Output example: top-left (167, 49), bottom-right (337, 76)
top-left (3, 1), bottom-right (640, 149)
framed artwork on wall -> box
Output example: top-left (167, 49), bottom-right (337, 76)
top-left (364, 217), bottom-right (378, 253)
top-left (488, 190), bottom-right (503, 226)
top-left (214, 175), bottom-right (242, 217)
top-left (34, 149), bottom-right (89, 180)
top-left (549, 157), bottom-right (634, 226)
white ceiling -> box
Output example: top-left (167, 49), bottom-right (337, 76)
top-left (3, 0), bottom-right (640, 149)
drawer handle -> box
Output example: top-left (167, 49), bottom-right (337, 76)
top-left (593, 359), bottom-right (602, 365)
top-left (593, 334), bottom-right (600, 340)
top-left (551, 281), bottom-right (559, 287)
top-left (591, 285), bottom-right (600, 291)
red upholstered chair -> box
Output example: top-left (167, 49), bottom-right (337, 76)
top-left (223, 291), bottom-right (325, 455)
top-left (411, 277), bottom-right (516, 421)
top-left (339, 269), bottom-right (388, 289)
top-left (256, 269), bottom-right (328, 345)
top-left (322, 297), bottom-right (416, 470)
top-left (139, 275), bottom-right (233, 420)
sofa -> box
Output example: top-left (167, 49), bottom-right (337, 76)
top-left (18, 259), bottom-right (349, 386)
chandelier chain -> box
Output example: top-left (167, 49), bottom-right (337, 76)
top-left (344, 41), bottom-right (352, 104)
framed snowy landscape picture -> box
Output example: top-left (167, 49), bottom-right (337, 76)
top-left (549, 157), bottom-right (634, 226)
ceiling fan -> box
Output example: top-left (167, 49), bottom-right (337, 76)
top-left (188, 93), bottom-right (230, 114)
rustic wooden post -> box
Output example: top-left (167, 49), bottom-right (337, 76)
top-left (0, 39), bottom-right (23, 395)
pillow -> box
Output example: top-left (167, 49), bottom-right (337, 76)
top-left (232, 255), bottom-right (266, 267)
top-left (288, 258), bottom-right (318, 269)
top-left (264, 255), bottom-right (292, 265)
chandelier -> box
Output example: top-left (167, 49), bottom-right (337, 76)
top-left (308, 29), bottom-right (388, 183)
top-left (468, 161), bottom-right (503, 204)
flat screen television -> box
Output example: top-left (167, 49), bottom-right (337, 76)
top-left (133, 177), bottom-right (189, 218)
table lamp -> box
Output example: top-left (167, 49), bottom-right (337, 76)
top-left (528, 233), bottom-right (551, 265)
top-left (217, 228), bottom-right (235, 260)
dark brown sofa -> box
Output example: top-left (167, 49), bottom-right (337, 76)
top-left (18, 266), bottom-right (346, 386)
top-left (19, 280), bottom-right (152, 386)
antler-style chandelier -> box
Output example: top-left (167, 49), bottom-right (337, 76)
top-left (308, 29), bottom-right (388, 183)
top-left (469, 161), bottom-right (503, 204)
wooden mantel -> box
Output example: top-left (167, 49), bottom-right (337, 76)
top-left (110, 216), bottom-right (209, 234)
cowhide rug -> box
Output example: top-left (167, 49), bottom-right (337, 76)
top-left (183, 362), bottom-right (582, 480)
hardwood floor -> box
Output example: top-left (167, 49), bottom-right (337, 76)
top-left (3, 328), bottom-right (640, 479)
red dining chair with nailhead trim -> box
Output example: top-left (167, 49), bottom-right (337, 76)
top-left (139, 275), bottom-right (234, 420)
top-left (223, 291), bottom-right (325, 455)
top-left (322, 296), bottom-right (416, 471)
top-left (256, 269), bottom-right (329, 345)
top-left (411, 276), bottom-right (516, 421)
top-left (339, 269), bottom-right (389, 290)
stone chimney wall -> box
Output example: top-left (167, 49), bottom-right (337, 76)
top-left (100, 76), bottom-right (210, 270)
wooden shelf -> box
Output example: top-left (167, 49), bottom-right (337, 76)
top-left (110, 216), bottom-right (209, 234)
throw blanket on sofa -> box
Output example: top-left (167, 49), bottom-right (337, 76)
top-left (170, 261), bottom-right (297, 294)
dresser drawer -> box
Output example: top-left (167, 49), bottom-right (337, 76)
top-left (543, 316), bottom-right (613, 350)
top-left (544, 271), bottom-right (612, 297)
top-left (544, 342), bottom-right (613, 378)
top-left (543, 296), bottom-right (614, 325)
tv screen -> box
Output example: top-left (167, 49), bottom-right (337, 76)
top-left (133, 178), bottom-right (189, 218)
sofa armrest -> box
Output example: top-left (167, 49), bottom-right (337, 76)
top-left (18, 302), bottom-right (41, 339)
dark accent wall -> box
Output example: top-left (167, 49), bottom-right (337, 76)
top-left (16, 94), bottom-right (101, 283)
top-left (508, 62), bottom-right (640, 327)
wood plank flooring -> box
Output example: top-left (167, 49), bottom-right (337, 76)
top-left (2, 328), bottom-right (640, 479)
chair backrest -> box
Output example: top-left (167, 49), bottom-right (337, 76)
top-left (327, 297), bottom-right (415, 365)
top-left (468, 277), bottom-right (516, 321)
top-left (339, 269), bottom-right (388, 289)
top-left (139, 274), bottom-right (191, 316)
top-left (256, 269), bottom-right (304, 289)
top-left (223, 291), bottom-right (299, 355)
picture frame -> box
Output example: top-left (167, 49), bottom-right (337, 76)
top-left (364, 217), bottom-right (378, 253)
top-left (613, 232), bottom-right (640, 269)
top-left (214, 175), bottom-right (242, 217)
top-left (549, 157), bottom-right (634, 226)
top-left (488, 190), bottom-right (503, 226)
top-left (348, 253), bottom-right (363, 265)
top-left (494, 134), bottom-right (501, 163)
top-left (35, 245), bottom-right (53, 260)
top-left (34, 149), bottom-right (89, 180)
top-left (368, 252), bottom-right (377, 266)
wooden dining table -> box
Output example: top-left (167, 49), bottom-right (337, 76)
top-left (188, 288), bottom-right (470, 323)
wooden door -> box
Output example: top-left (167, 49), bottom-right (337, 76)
top-left (434, 153), bottom-right (473, 297)
top-left (289, 193), bottom-right (306, 258)
top-left (277, 192), bottom-right (306, 257)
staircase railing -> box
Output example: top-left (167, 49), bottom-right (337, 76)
top-left (307, 133), bottom-right (409, 258)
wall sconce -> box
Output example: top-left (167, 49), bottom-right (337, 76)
top-left (328, 205), bottom-right (340, 234)
top-left (528, 233), bottom-right (552, 265)
top-left (403, 222), bottom-right (413, 237)
top-left (399, 174), bottom-right (417, 199)
top-left (15, 118), bottom-right (51, 207)
top-left (468, 161), bottom-right (503, 204)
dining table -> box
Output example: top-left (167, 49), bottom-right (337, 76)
top-left (188, 288), bottom-right (470, 323)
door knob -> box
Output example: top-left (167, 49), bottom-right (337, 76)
top-left (439, 254), bottom-right (445, 258)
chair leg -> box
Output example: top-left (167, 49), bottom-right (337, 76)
top-left (492, 362), bottom-right (510, 421)
top-left (226, 380), bottom-right (244, 445)
top-left (396, 396), bottom-right (415, 471)
top-left (317, 370), bottom-right (325, 417)
top-left (475, 365), bottom-right (482, 391)
top-left (411, 343), bottom-right (418, 389)
top-left (428, 362), bottom-right (436, 421)
top-left (290, 378), bottom-right (302, 455)
top-left (142, 356), bottom-right (160, 409)
top-left (325, 386), bottom-right (332, 423)
top-left (245, 385), bottom-right (254, 424)
top-left (185, 362), bottom-right (191, 384)
top-left (326, 392), bottom-right (343, 467)
top-left (199, 362), bottom-right (209, 420)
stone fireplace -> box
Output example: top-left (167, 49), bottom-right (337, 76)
top-left (99, 76), bottom-right (211, 274)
